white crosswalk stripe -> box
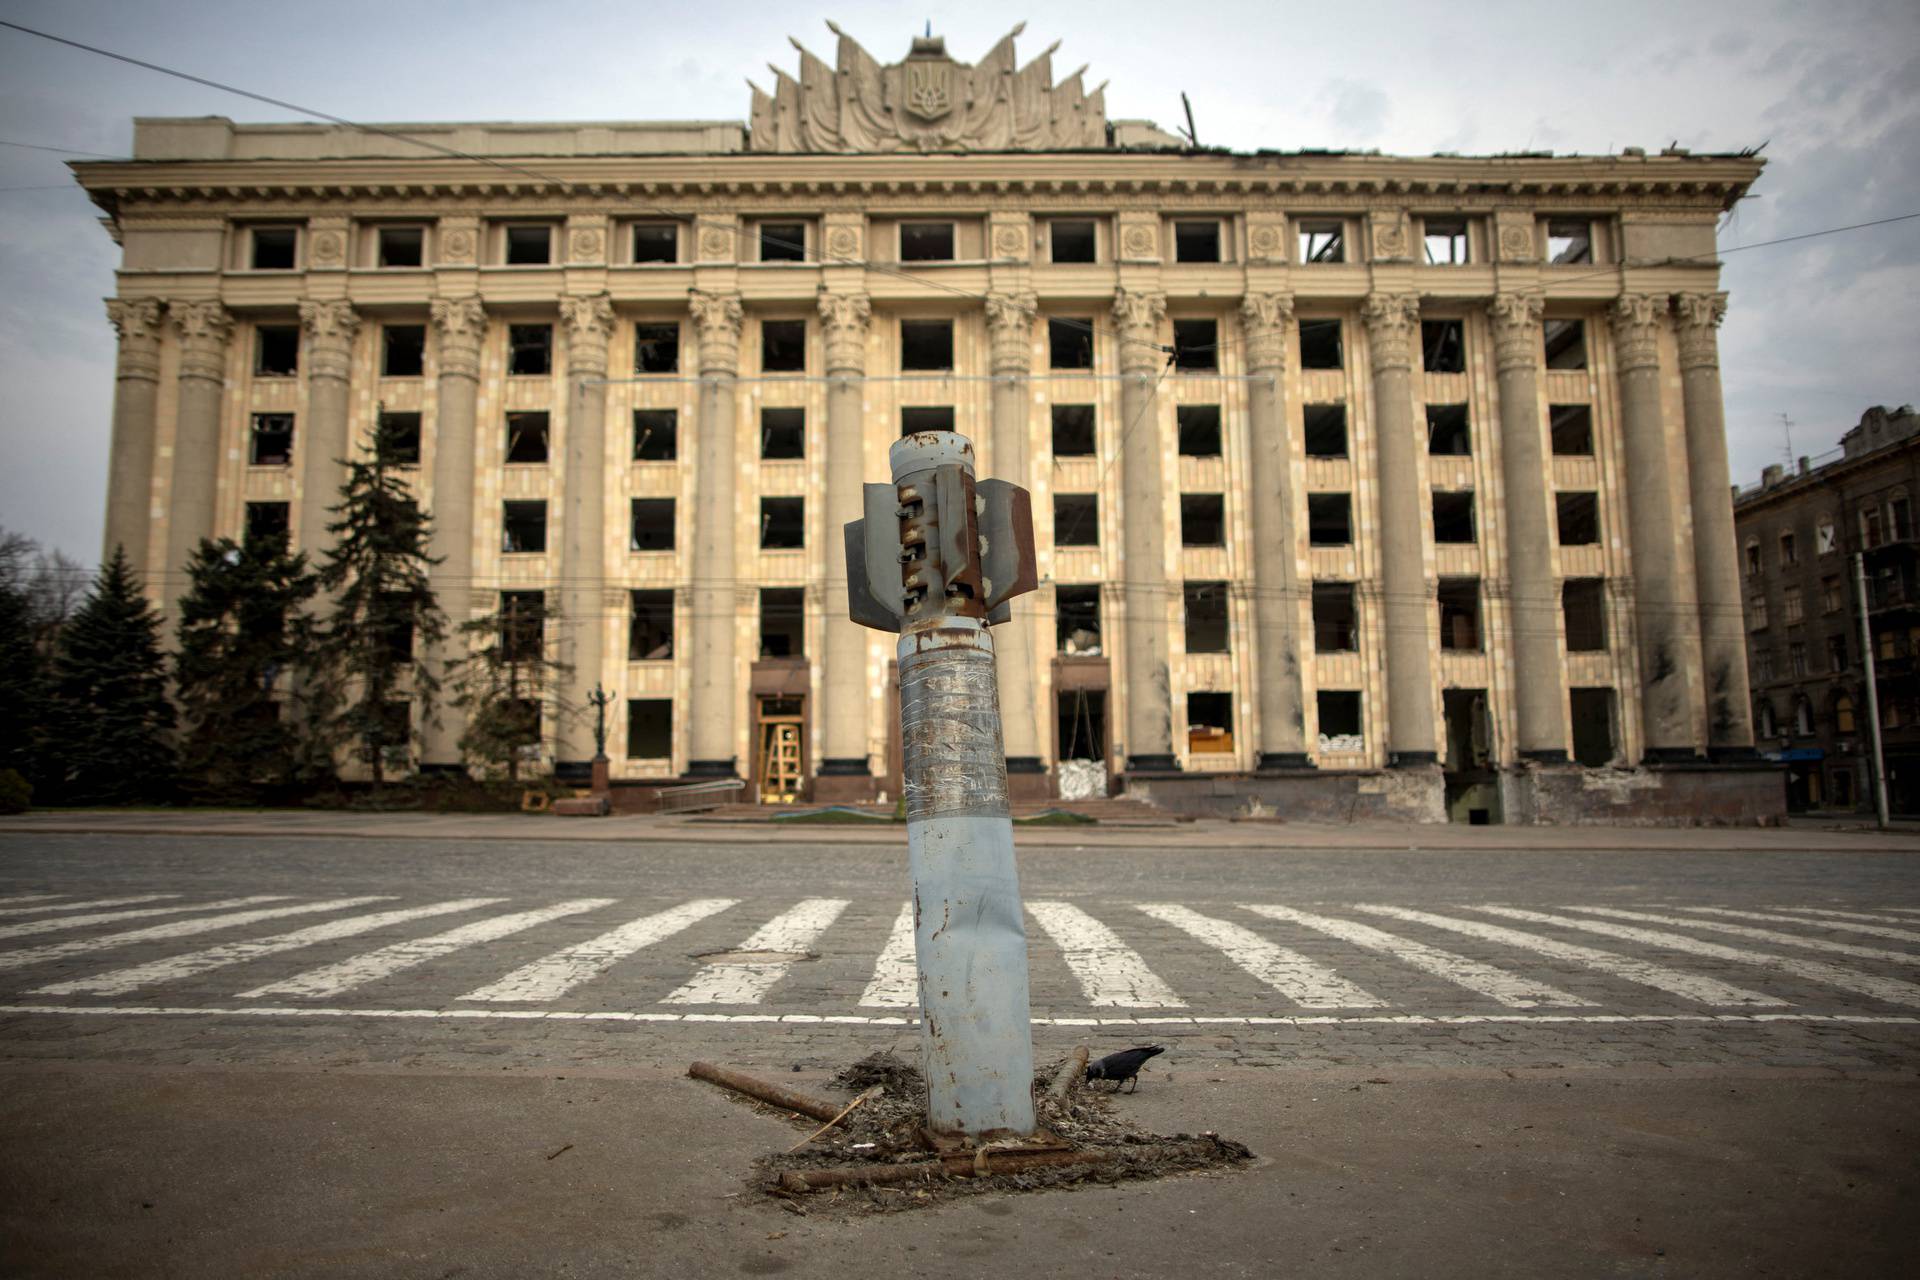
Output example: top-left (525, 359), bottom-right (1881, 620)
top-left (859, 903), bottom-right (918, 1008)
top-left (1242, 904), bottom-right (1591, 1008)
top-left (0, 895), bottom-right (179, 917)
top-left (35, 899), bottom-right (506, 997)
top-left (238, 900), bottom-right (615, 999)
top-left (1348, 904), bottom-right (1784, 1006)
top-left (1563, 906), bottom-right (1920, 965)
top-left (1474, 906), bottom-right (1920, 1009)
top-left (1675, 906), bottom-right (1920, 943)
top-left (661, 898), bottom-right (850, 1005)
top-left (0, 895), bottom-right (65, 907)
top-left (0, 896), bottom-right (292, 942)
top-left (1030, 901), bottom-right (1185, 1008)
top-left (1747, 907), bottom-right (1920, 937)
top-left (0, 898), bottom-right (390, 972)
top-left (460, 899), bottom-right (738, 1003)
top-left (1137, 904), bottom-right (1379, 1008)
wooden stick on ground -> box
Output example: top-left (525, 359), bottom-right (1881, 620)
top-left (687, 1061), bottom-right (841, 1122)
top-left (1050, 1046), bottom-right (1090, 1100)
top-left (785, 1085), bottom-right (882, 1153)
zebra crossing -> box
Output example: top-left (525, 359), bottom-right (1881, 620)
top-left (0, 891), bottom-right (1917, 1025)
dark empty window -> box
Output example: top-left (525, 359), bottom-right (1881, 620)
top-left (377, 606), bottom-right (414, 664)
top-left (506, 412), bottom-right (550, 465)
top-left (629, 589), bottom-right (674, 660)
top-left (1184, 581), bottom-right (1230, 653)
top-left (1173, 319), bottom-right (1218, 371)
top-left (1055, 494), bottom-right (1099, 546)
top-left (1547, 220), bottom-right (1593, 265)
top-left (633, 409), bottom-right (677, 461)
top-left (760, 497), bottom-right (804, 549)
top-left (1174, 221), bottom-right (1221, 263)
top-left (1318, 689), bottom-right (1362, 737)
top-left (377, 411), bottom-right (421, 466)
top-left (1300, 221), bottom-right (1345, 263)
top-left (378, 226), bottom-right (423, 268)
top-left (1569, 688), bottom-right (1614, 766)
top-left (1178, 405), bottom-right (1222, 457)
top-left (1052, 404), bottom-right (1096, 456)
top-left (245, 501), bottom-right (290, 545)
top-left (1550, 404), bottom-right (1594, 455)
top-left (504, 225), bottom-right (552, 265)
top-left (383, 325), bottom-right (426, 378)
top-left (1304, 404), bottom-right (1348, 457)
top-left (1433, 491), bottom-right (1477, 543)
top-left (250, 413), bottom-right (294, 466)
top-left (630, 498), bottom-right (675, 551)
top-left (1181, 494), bottom-right (1226, 546)
top-left (634, 323), bottom-right (679, 374)
top-left (901, 319), bottom-right (953, 371)
top-left (761, 320), bottom-right (806, 372)
top-left (759, 587), bottom-right (805, 657)
top-left (1050, 220), bottom-right (1096, 263)
top-left (761, 407), bottom-right (805, 459)
top-left (1427, 404), bottom-right (1471, 455)
top-left (1563, 579), bottom-right (1607, 651)
top-left (1424, 218), bottom-right (1468, 265)
top-left (633, 224), bottom-right (678, 263)
top-left (1049, 317), bottom-right (1093, 369)
top-left (508, 325), bottom-right (552, 376)
top-left (1438, 578), bottom-right (1481, 650)
top-left (1187, 691), bottom-right (1233, 753)
top-left (1556, 492), bottom-right (1600, 545)
top-left (1313, 582), bottom-right (1357, 652)
top-left (759, 222), bottom-right (806, 262)
top-left (1057, 585), bottom-right (1101, 653)
top-left (1309, 493), bottom-right (1352, 546)
top-left (502, 501), bottom-right (547, 553)
top-left (251, 227), bottom-right (296, 270)
top-left (1300, 319), bottom-right (1343, 370)
top-left (626, 699), bottom-right (672, 759)
top-left (255, 326), bottom-right (298, 377)
top-left (900, 222), bottom-right (954, 261)
top-left (901, 406), bottom-right (954, 435)
top-left (1544, 320), bottom-right (1587, 370)
top-left (498, 591), bottom-right (545, 663)
top-left (1422, 320), bottom-right (1466, 373)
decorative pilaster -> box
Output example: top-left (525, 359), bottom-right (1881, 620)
top-left (816, 289), bottom-right (874, 791)
top-left (1112, 287), bottom-right (1168, 375)
top-left (420, 295), bottom-right (486, 768)
top-left (818, 291), bottom-right (872, 375)
top-left (554, 293), bottom-right (615, 772)
top-left (1360, 292), bottom-right (1421, 371)
top-left (559, 293), bottom-right (614, 375)
top-left (686, 290), bottom-right (745, 777)
top-left (984, 291), bottom-right (1035, 377)
top-left (1112, 288), bottom-right (1175, 770)
top-left (103, 298), bottom-right (165, 571)
top-left (689, 289), bottom-right (744, 375)
top-left (1242, 292), bottom-right (1311, 768)
top-left (296, 299), bottom-right (360, 562)
top-left (1609, 293), bottom-right (1665, 371)
top-left (161, 300), bottom-right (232, 615)
top-left (429, 296), bottom-right (485, 381)
top-left (984, 290), bottom-right (1042, 776)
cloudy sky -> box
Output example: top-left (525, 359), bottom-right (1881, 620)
top-left (1, 0), bottom-right (1914, 563)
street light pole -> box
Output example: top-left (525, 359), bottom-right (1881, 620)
top-left (1854, 552), bottom-right (1890, 829)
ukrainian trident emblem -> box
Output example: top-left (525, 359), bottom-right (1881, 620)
top-left (903, 57), bottom-right (954, 121)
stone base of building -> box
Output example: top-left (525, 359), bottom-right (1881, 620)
top-left (1006, 757), bottom-right (1052, 803)
top-left (1121, 766), bottom-right (1446, 823)
top-left (812, 770), bottom-right (882, 805)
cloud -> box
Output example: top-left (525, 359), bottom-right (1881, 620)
top-left (1318, 79), bottom-right (1390, 145)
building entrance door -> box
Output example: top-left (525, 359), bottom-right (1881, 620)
top-left (755, 695), bottom-right (805, 804)
top-left (1443, 688), bottom-right (1501, 824)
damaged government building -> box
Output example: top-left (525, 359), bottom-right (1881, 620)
top-left (73, 24), bottom-right (1780, 823)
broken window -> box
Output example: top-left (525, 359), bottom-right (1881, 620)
top-left (255, 325), bottom-right (299, 377)
top-left (1422, 320), bottom-right (1466, 373)
top-left (1779, 531), bottom-right (1798, 567)
top-left (1299, 319), bottom-right (1343, 370)
top-left (1828, 635), bottom-right (1849, 674)
top-left (1052, 404), bottom-right (1096, 457)
top-left (899, 222), bottom-right (955, 261)
top-left (1556, 491), bottom-right (1600, 545)
top-left (759, 587), bottom-right (805, 657)
top-left (508, 325), bottom-right (552, 376)
top-left (1299, 220), bottom-right (1345, 264)
top-left (1050, 220), bottom-right (1096, 263)
top-left (377, 411), bottom-right (421, 467)
top-left (629, 590), bottom-right (675, 661)
top-left (1313, 582), bottom-right (1358, 652)
top-left (1049, 317), bottom-right (1093, 369)
top-left (250, 227), bottom-right (296, 270)
top-left (901, 406), bottom-right (955, 435)
top-left (1423, 218), bottom-right (1468, 265)
top-left (629, 498), bottom-right (675, 551)
top-left (245, 501), bottom-right (290, 545)
top-left (250, 413), bottom-right (294, 467)
top-left (1894, 497), bottom-right (1913, 540)
top-left (505, 411), bottom-right (550, 465)
top-left (1174, 221), bottom-right (1221, 263)
top-left (633, 409), bottom-right (677, 461)
top-left (1178, 405), bottom-right (1222, 457)
top-left (1303, 404), bottom-right (1348, 457)
top-left (1438, 578), bottom-right (1482, 651)
top-left (1745, 542), bottom-right (1763, 577)
top-left (759, 222), bottom-right (806, 262)
top-left (1544, 319), bottom-right (1587, 370)
top-left (761, 320), bottom-right (806, 373)
top-left (1863, 508), bottom-right (1884, 549)
top-left (1309, 493), bottom-right (1352, 546)
top-left (1187, 691), bottom-right (1234, 755)
top-left (1426, 404), bottom-right (1471, 456)
top-left (761, 407), bottom-right (804, 460)
top-left (498, 591), bottom-right (545, 663)
top-left (634, 323), bottom-right (679, 374)
top-left (382, 325), bottom-right (425, 378)
top-left (504, 224), bottom-right (553, 265)
top-left (377, 226), bottom-right (424, 268)
top-left (1056, 585), bottom-right (1102, 654)
top-left (1817, 519), bottom-right (1838, 556)
top-left (1433, 491), bottom-right (1477, 544)
top-left (1181, 494), bottom-right (1226, 546)
top-left (1562, 579), bottom-right (1607, 651)
top-left (1317, 689), bottom-right (1363, 749)
top-left (760, 497), bottom-right (804, 549)
top-left (1183, 581), bottom-right (1230, 653)
top-left (632, 223), bottom-right (678, 263)
top-left (1547, 219), bottom-right (1593, 265)
top-left (1568, 688), bottom-right (1614, 766)
top-left (1549, 404), bottom-right (1593, 456)
top-left (502, 501), bottom-right (547, 554)
top-left (1055, 494), bottom-right (1099, 546)
top-left (1173, 319), bottom-right (1218, 371)
top-left (900, 319), bottom-right (953, 371)
top-left (626, 698), bottom-right (672, 759)
top-left (377, 599), bottom-right (415, 664)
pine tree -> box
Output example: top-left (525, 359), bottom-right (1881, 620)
top-left (173, 533), bottom-right (321, 802)
top-left (0, 570), bottom-right (39, 788)
top-left (41, 549), bottom-right (176, 804)
top-left (451, 591), bottom-right (573, 784)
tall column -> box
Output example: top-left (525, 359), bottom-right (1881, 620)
top-left (162, 299), bottom-right (233, 614)
top-left (422, 296), bottom-right (486, 769)
top-left (1361, 292), bottom-right (1437, 765)
top-left (102, 299), bottom-right (165, 573)
top-left (817, 289), bottom-right (876, 794)
top-left (1675, 290), bottom-right (1755, 757)
top-left (1489, 291), bottom-right (1568, 760)
top-left (685, 290), bottom-right (744, 778)
top-left (1610, 293), bottom-right (1698, 760)
top-left (985, 290), bottom-right (1044, 779)
top-left (1113, 287), bottom-right (1176, 772)
top-left (558, 293), bottom-right (614, 770)
top-left (1242, 292), bottom-right (1311, 769)
top-left (296, 300), bottom-right (359, 561)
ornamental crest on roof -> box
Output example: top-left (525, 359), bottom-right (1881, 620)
top-left (748, 23), bottom-right (1108, 153)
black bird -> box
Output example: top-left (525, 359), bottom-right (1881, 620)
top-left (1085, 1045), bottom-right (1165, 1093)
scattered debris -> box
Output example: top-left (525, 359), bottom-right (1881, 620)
top-left (546, 1143), bottom-right (573, 1161)
top-left (688, 1061), bottom-right (841, 1122)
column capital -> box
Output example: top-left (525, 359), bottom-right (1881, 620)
top-left (559, 291), bottom-right (615, 376)
top-left (984, 291), bottom-right (1035, 375)
top-left (1239, 292), bottom-right (1296, 372)
top-left (817, 289), bottom-right (871, 375)
top-left (1673, 290), bottom-right (1728, 371)
top-left (1112, 287), bottom-right (1167, 375)
top-left (689, 289), bottom-right (744, 376)
top-left (168, 299), bottom-right (232, 383)
top-left (1487, 291), bottom-right (1546, 371)
top-left (1360, 292), bottom-right (1421, 371)
top-left (1608, 293), bottom-right (1666, 372)
top-left (430, 295), bottom-right (486, 381)
top-left (298, 299), bottom-right (359, 382)
top-left (106, 298), bottom-right (164, 381)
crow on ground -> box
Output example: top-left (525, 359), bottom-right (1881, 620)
top-left (1085, 1044), bottom-right (1165, 1092)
